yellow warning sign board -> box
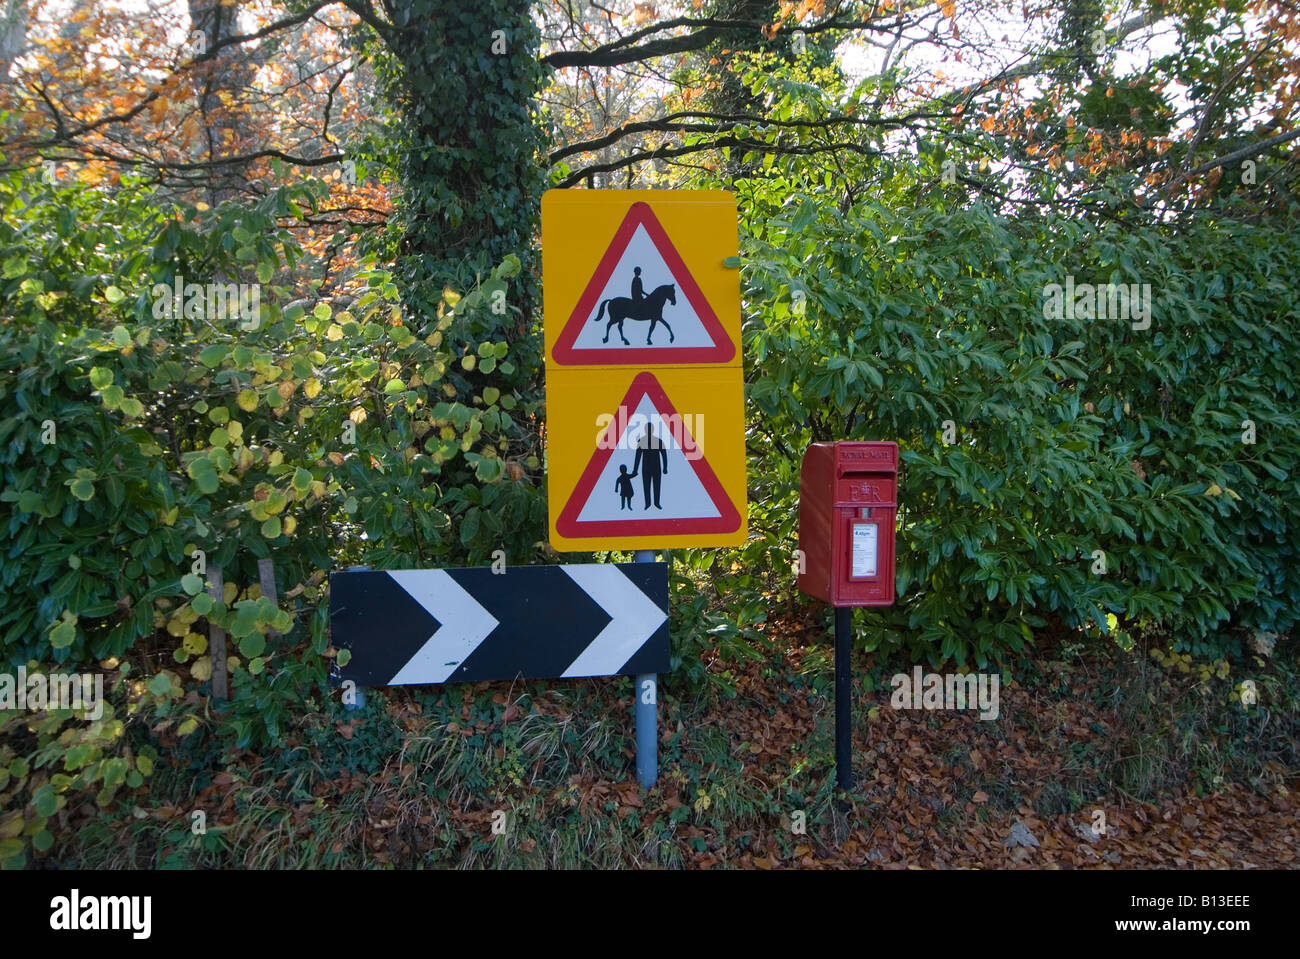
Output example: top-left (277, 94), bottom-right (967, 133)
top-left (542, 190), bottom-right (742, 369)
top-left (546, 367), bottom-right (747, 551)
top-left (543, 190), bottom-right (747, 551)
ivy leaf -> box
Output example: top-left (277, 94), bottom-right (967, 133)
top-left (147, 673), bottom-right (172, 696)
top-left (199, 345), bottom-right (229, 368)
top-left (33, 785), bottom-right (57, 818)
top-left (239, 632), bottom-right (266, 659)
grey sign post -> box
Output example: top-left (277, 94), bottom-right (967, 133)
top-left (634, 549), bottom-right (657, 788)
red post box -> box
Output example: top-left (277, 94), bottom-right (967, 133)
top-left (798, 441), bottom-right (898, 607)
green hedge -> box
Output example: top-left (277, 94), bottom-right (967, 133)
top-left (731, 191), bottom-right (1299, 666)
top-left (0, 169), bottom-right (544, 707)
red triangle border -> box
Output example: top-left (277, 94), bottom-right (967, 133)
top-left (552, 202), bottom-right (736, 366)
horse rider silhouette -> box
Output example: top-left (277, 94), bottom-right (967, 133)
top-left (592, 269), bottom-right (676, 346)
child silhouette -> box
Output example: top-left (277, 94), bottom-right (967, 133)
top-left (615, 464), bottom-right (637, 510)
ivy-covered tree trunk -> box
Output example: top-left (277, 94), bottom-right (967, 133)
top-left (370, 0), bottom-right (550, 563)
top-left (381, 0), bottom-right (545, 308)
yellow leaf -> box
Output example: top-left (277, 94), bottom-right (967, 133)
top-left (190, 656), bottom-right (211, 681)
top-left (237, 389), bottom-right (258, 412)
top-left (304, 378), bottom-right (322, 399)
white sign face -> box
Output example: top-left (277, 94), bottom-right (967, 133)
top-left (574, 392), bottom-right (721, 524)
top-left (568, 225), bottom-right (719, 352)
top-left (851, 523), bottom-right (878, 578)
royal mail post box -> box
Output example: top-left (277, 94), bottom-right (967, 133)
top-left (798, 441), bottom-right (898, 606)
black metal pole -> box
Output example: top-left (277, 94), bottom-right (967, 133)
top-left (834, 606), bottom-right (853, 791)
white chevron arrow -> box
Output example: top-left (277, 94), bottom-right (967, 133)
top-left (386, 570), bottom-right (499, 684)
top-left (560, 566), bottom-right (668, 678)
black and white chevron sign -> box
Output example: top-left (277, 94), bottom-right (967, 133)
top-left (329, 563), bottom-right (669, 685)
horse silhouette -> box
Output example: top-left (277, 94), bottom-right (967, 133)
top-left (592, 284), bottom-right (676, 346)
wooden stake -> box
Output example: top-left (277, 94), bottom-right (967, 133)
top-left (208, 568), bottom-right (227, 700)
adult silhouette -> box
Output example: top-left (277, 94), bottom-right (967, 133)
top-left (631, 266), bottom-right (644, 303)
top-left (631, 424), bottom-right (668, 509)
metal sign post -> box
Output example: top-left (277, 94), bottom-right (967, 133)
top-left (541, 190), bottom-right (747, 787)
top-left (634, 549), bottom-right (657, 789)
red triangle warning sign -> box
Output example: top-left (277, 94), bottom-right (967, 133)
top-left (556, 372), bottom-right (742, 537)
top-left (552, 202), bottom-right (735, 366)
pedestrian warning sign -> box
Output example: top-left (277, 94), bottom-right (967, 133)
top-left (547, 366), bottom-right (747, 550)
top-left (556, 372), bottom-right (741, 539)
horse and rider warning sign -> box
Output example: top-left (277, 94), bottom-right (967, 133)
top-left (542, 190), bottom-right (747, 551)
top-left (550, 200), bottom-right (735, 365)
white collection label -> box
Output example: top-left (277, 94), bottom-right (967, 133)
top-left (851, 523), bottom-right (878, 578)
